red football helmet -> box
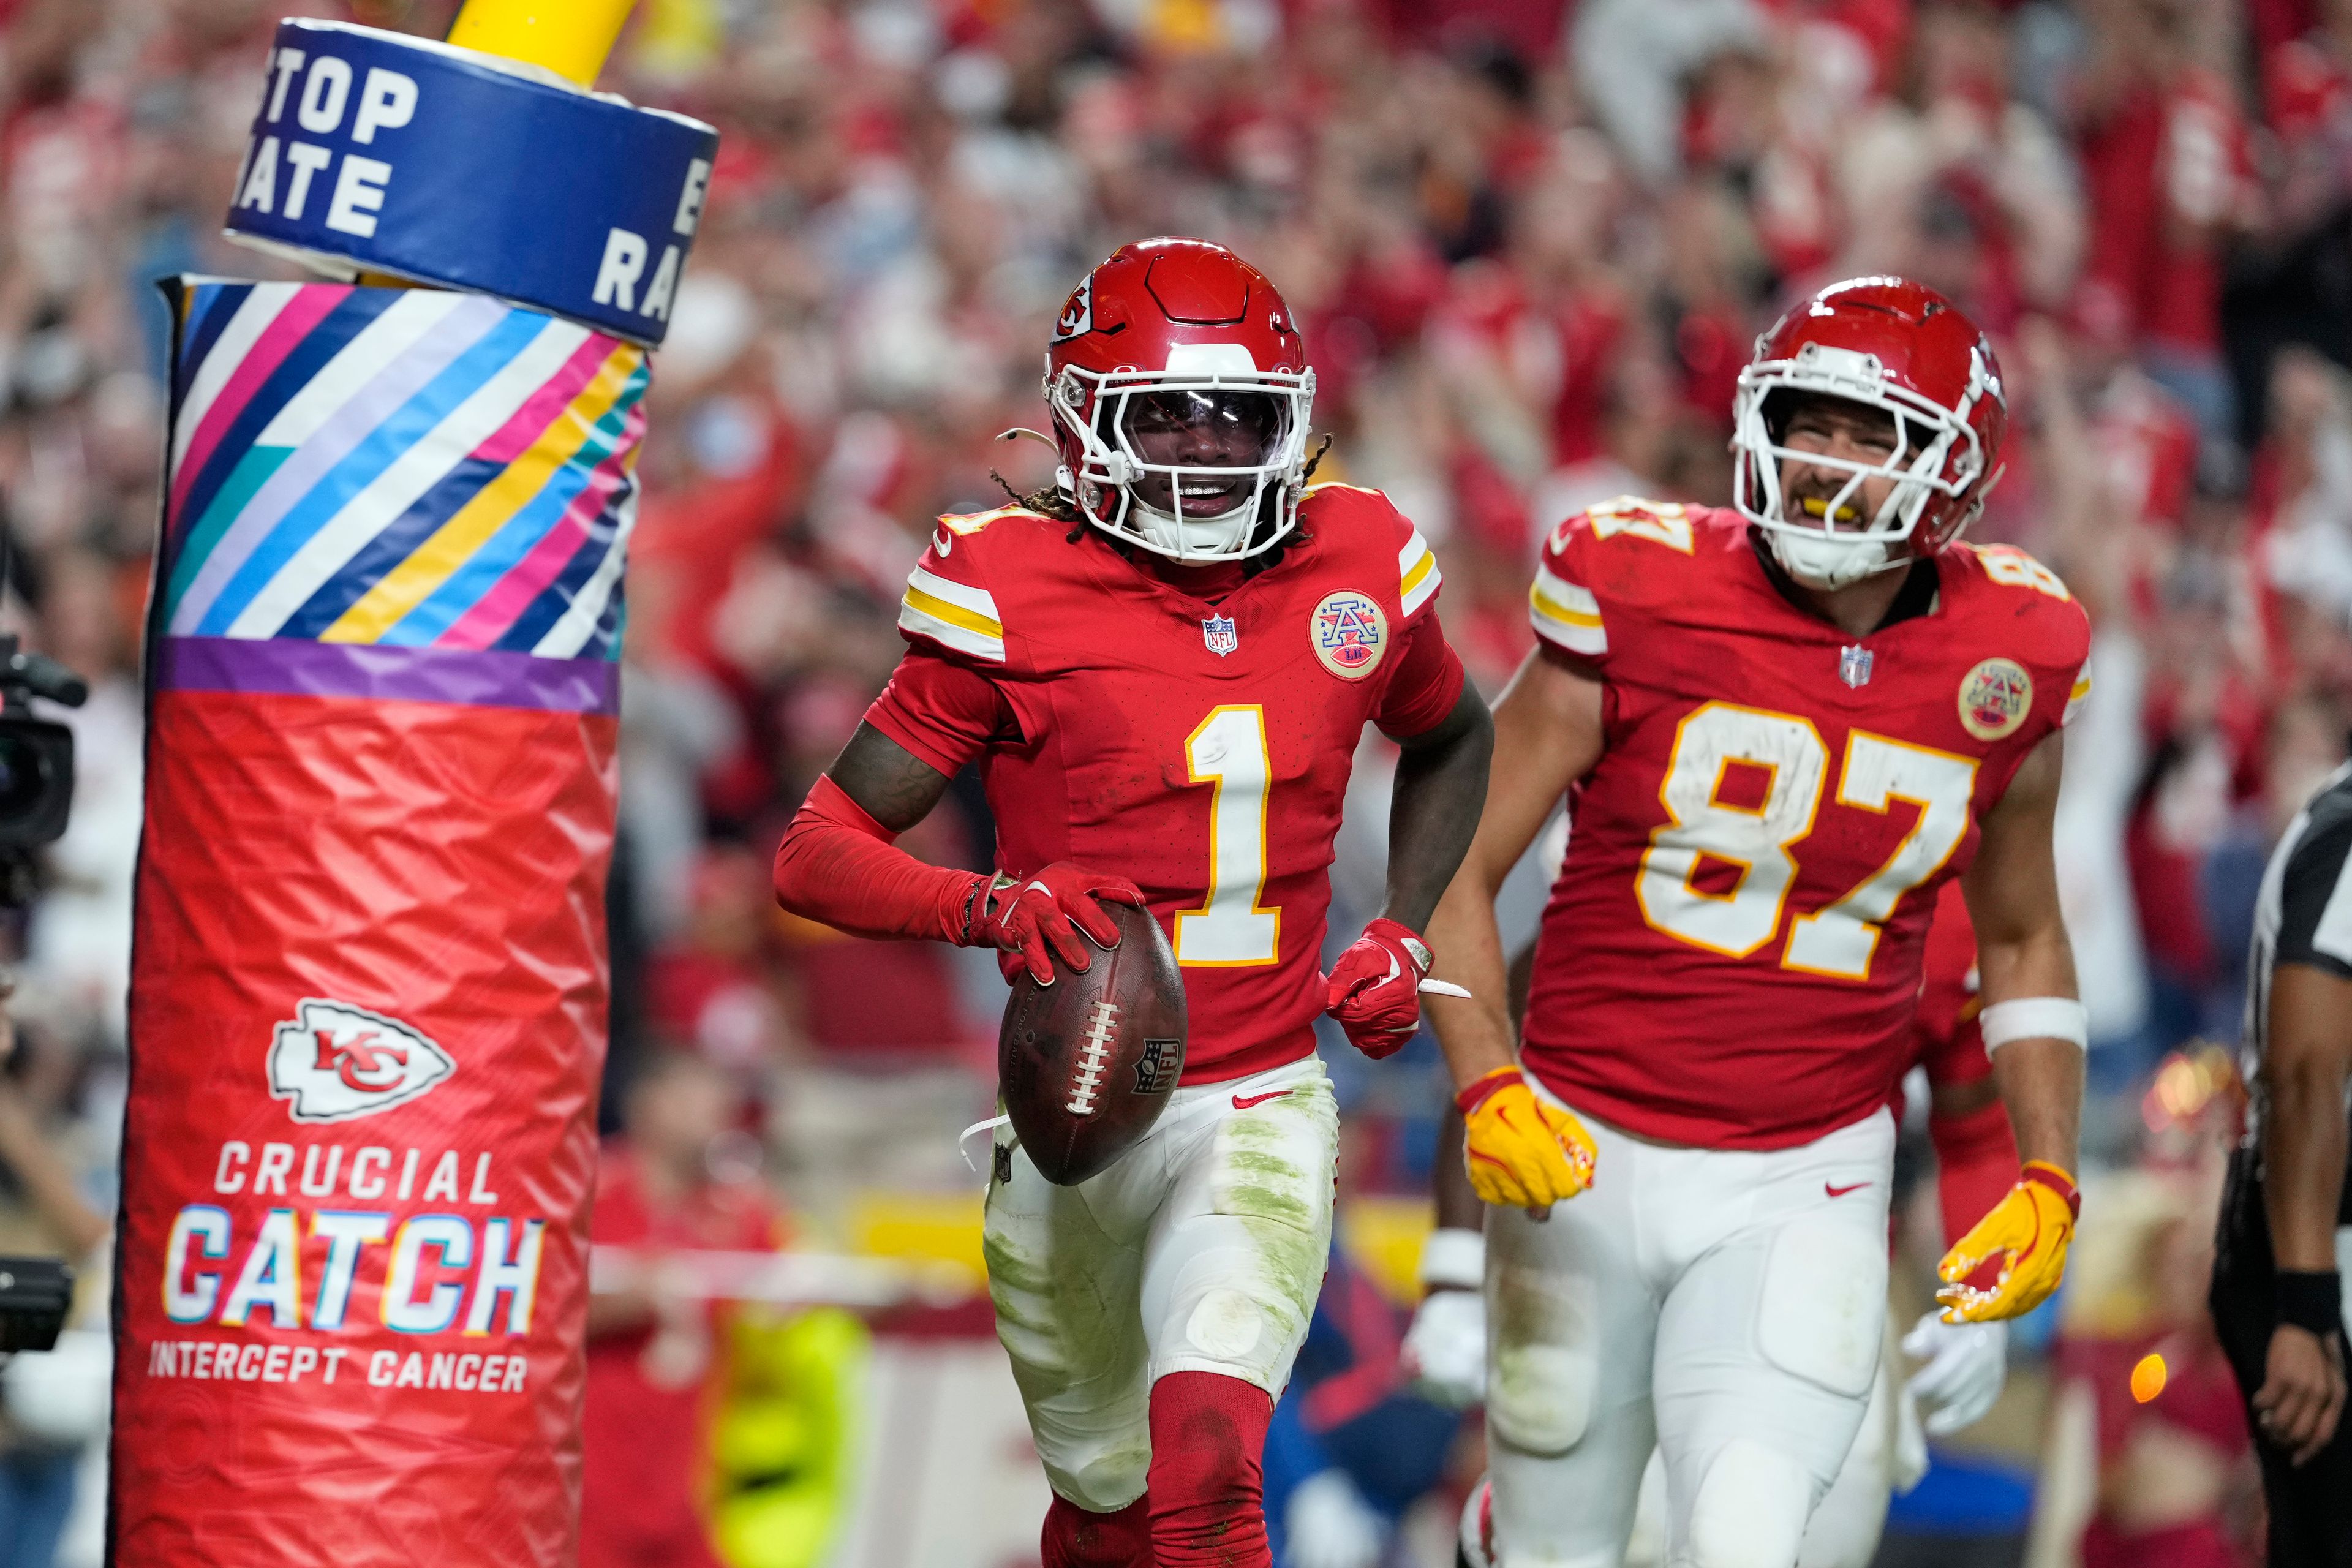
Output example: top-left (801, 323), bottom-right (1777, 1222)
top-left (1732, 277), bottom-right (2007, 590)
top-left (1044, 238), bottom-right (1316, 562)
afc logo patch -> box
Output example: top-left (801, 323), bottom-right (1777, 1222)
top-left (1958, 658), bottom-right (2034, 741)
top-left (1310, 590), bottom-right (1387, 680)
top-left (268, 999), bottom-right (455, 1124)
top-left (1134, 1038), bottom-right (1181, 1095)
top-left (1052, 275), bottom-right (1093, 342)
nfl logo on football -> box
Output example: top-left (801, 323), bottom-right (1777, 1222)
top-left (1202, 614), bottom-right (1238, 657)
top-left (1133, 1037), bottom-right (1180, 1094)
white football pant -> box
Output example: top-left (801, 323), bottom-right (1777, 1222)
top-left (1623, 1313), bottom-right (1928, 1568)
top-left (1483, 1094), bottom-right (1895, 1568)
top-left (982, 1055), bottom-right (1338, 1512)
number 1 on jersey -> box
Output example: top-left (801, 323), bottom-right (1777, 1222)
top-left (1175, 706), bottom-right (1280, 966)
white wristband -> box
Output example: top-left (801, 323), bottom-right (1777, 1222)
top-left (1980, 997), bottom-right (2088, 1054)
top-left (1419, 1227), bottom-right (1485, 1291)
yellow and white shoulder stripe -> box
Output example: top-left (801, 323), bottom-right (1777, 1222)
top-left (2062, 671), bottom-right (2092, 725)
top-left (937, 503), bottom-right (1027, 538)
top-left (1398, 529), bottom-right (1441, 618)
top-left (899, 564), bottom-right (1006, 663)
top-left (1529, 562), bottom-right (1606, 656)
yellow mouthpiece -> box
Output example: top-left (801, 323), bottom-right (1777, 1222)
top-left (447, 0), bottom-right (638, 86)
top-left (1800, 497), bottom-right (1859, 523)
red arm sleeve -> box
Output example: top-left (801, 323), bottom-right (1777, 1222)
top-left (863, 647), bottom-right (1013, 777)
top-left (1373, 608), bottom-right (1469, 739)
top-left (1929, 1080), bottom-right (2021, 1248)
top-left (1916, 885), bottom-right (2013, 1244)
top-left (771, 774), bottom-right (986, 944)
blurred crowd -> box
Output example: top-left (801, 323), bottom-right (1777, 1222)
top-left (0, 0), bottom-right (2348, 1562)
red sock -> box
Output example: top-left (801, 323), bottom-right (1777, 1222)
top-left (1145, 1371), bottom-right (1274, 1567)
top-left (1042, 1493), bottom-right (1153, 1568)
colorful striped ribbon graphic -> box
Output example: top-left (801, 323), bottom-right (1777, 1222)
top-left (162, 281), bottom-right (649, 678)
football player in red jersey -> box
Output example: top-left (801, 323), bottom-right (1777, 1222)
top-left (771, 238), bottom-right (1493, 1568)
top-left (1421, 277), bottom-right (2092, 1568)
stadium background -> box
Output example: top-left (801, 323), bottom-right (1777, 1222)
top-left (0, 0), bottom-right (2347, 1562)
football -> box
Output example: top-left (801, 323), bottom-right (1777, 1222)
top-left (998, 902), bottom-right (1188, 1185)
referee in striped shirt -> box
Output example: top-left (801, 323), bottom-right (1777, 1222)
top-left (2214, 760), bottom-right (2352, 1563)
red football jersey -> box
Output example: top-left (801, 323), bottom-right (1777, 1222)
top-left (1522, 499), bottom-right (2090, 1148)
top-left (866, 484), bottom-right (1466, 1084)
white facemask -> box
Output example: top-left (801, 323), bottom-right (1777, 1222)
top-left (1768, 525), bottom-right (1896, 590)
top-left (1125, 496), bottom-right (1259, 559)
top-left (1050, 343), bottom-right (1316, 564)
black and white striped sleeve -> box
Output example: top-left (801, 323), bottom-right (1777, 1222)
top-left (2277, 815), bottom-right (2352, 981)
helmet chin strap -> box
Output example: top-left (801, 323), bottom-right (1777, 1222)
top-left (1129, 496), bottom-right (1254, 560)
top-left (1768, 526), bottom-right (1898, 591)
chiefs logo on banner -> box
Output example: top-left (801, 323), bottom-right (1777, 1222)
top-left (268, 1001), bottom-right (457, 1123)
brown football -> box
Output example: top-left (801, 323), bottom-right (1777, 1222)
top-left (998, 902), bottom-right (1188, 1186)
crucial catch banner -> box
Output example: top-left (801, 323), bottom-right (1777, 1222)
top-left (110, 280), bottom-right (628, 1567)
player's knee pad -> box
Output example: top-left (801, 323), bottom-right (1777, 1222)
top-left (1755, 1218), bottom-right (1886, 1399)
top-left (1049, 1447), bottom-right (1152, 1516)
top-left (1485, 1264), bottom-right (1599, 1456)
top-left (1686, 1439), bottom-right (1813, 1568)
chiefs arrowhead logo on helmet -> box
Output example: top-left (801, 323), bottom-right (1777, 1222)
top-left (268, 999), bottom-right (455, 1124)
top-left (1052, 275), bottom-right (1093, 343)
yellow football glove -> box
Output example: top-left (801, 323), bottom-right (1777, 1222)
top-left (1457, 1066), bottom-right (1597, 1210)
top-left (1936, 1161), bottom-right (2079, 1323)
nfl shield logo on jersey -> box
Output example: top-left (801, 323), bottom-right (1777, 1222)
top-left (1839, 645), bottom-right (1874, 688)
top-left (1958, 658), bottom-right (2035, 740)
top-left (1311, 590), bottom-right (1388, 680)
top-left (1202, 614), bottom-right (1238, 656)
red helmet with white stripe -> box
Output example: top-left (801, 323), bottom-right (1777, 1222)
top-left (1044, 238), bottom-right (1315, 562)
top-left (1732, 277), bottom-right (2007, 590)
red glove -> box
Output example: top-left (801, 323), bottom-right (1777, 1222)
top-left (969, 862), bottom-right (1148, 986)
top-left (1324, 918), bottom-right (1433, 1059)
